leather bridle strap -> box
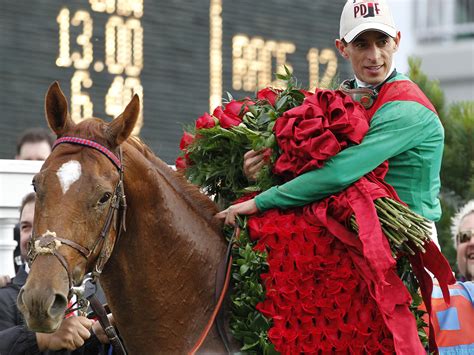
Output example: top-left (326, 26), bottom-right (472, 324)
top-left (88, 294), bottom-right (127, 355)
top-left (188, 227), bottom-right (239, 355)
top-left (47, 136), bottom-right (127, 280)
top-left (29, 232), bottom-right (91, 291)
top-left (53, 137), bottom-right (122, 170)
top-left (91, 165), bottom-right (127, 280)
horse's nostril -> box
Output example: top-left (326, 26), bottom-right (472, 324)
top-left (49, 293), bottom-right (68, 318)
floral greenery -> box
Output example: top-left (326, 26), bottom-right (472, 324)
top-left (226, 217), bottom-right (277, 354)
top-left (183, 67), bottom-right (305, 206)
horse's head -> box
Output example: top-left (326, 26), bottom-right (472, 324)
top-left (17, 82), bottom-right (139, 332)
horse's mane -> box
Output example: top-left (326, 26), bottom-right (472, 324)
top-left (125, 137), bottom-right (222, 232)
top-left (72, 119), bottom-right (222, 233)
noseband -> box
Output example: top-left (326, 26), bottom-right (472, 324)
top-left (27, 137), bottom-right (127, 292)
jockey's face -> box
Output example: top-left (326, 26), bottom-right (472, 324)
top-left (336, 31), bottom-right (400, 86)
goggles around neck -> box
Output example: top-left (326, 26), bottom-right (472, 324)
top-left (338, 69), bottom-right (398, 109)
top-left (339, 83), bottom-right (377, 109)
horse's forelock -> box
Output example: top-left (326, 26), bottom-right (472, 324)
top-left (68, 118), bottom-right (112, 146)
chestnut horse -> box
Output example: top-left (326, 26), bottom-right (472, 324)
top-left (17, 83), bottom-right (229, 353)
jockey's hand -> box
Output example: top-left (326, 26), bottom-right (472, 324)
top-left (0, 274), bottom-right (11, 287)
top-left (243, 149), bottom-right (270, 181)
top-left (215, 199), bottom-right (258, 226)
top-left (92, 314), bottom-right (114, 344)
top-left (36, 316), bottom-right (93, 351)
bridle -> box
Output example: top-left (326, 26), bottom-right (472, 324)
top-left (27, 136), bottom-right (128, 354)
top-left (28, 136), bottom-right (127, 290)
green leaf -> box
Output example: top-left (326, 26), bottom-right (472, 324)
top-left (241, 340), bottom-right (260, 351)
top-left (264, 135), bottom-right (276, 148)
top-left (275, 95), bottom-right (288, 111)
top-left (240, 264), bottom-right (249, 275)
top-left (257, 113), bottom-right (272, 126)
top-left (263, 343), bottom-right (279, 355)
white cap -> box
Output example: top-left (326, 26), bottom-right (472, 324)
top-left (339, 0), bottom-right (397, 43)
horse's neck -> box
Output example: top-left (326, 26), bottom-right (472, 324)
top-left (101, 149), bottom-right (227, 352)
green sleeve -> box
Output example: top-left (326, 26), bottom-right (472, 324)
top-left (255, 101), bottom-right (438, 211)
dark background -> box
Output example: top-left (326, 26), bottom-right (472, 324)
top-left (0, 0), bottom-right (350, 163)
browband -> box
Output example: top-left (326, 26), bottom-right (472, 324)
top-left (53, 137), bottom-right (122, 170)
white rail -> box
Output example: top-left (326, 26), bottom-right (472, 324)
top-left (0, 160), bottom-right (42, 277)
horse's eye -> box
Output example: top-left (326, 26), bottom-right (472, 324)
top-left (98, 192), bottom-right (112, 204)
top-left (31, 178), bottom-right (37, 192)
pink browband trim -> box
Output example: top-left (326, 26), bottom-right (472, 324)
top-left (53, 137), bottom-right (122, 170)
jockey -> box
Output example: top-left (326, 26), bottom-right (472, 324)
top-left (217, 0), bottom-right (444, 250)
top-left (216, 0), bottom-right (448, 353)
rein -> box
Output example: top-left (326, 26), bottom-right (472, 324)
top-left (27, 136), bottom-right (127, 354)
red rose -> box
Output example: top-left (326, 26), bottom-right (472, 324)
top-left (179, 132), bottom-right (194, 151)
top-left (257, 87), bottom-right (280, 106)
top-left (175, 152), bottom-right (192, 170)
top-left (226, 99), bottom-right (254, 116)
top-left (212, 99), bottom-right (254, 129)
top-left (175, 156), bottom-right (187, 170)
top-left (195, 112), bottom-right (216, 129)
top-left (212, 106), bottom-right (241, 128)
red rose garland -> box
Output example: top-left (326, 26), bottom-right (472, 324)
top-left (249, 208), bottom-right (395, 353)
top-left (178, 83), bottom-right (454, 354)
top-left (239, 89), bottom-right (412, 353)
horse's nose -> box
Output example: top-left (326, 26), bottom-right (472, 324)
top-left (18, 287), bottom-right (67, 316)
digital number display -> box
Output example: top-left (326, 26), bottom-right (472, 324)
top-left (55, 1), bottom-right (144, 133)
top-left (0, 0), bottom-right (350, 163)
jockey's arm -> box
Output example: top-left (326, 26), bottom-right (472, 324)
top-left (254, 102), bottom-right (440, 213)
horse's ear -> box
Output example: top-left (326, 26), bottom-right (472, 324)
top-left (45, 82), bottom-right (74, 136)
top-left (107, 94), bottom-right (140, 146)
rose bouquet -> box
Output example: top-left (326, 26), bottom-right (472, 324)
top-left (179, 70), bottom-right (431, 255)
top-left (177, 70), bottom-right (447, 353)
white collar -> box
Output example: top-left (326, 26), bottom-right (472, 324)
top-left (355, 61), bottom-right (396, 88)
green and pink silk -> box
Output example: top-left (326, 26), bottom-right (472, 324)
top-left (255, 72), bottom-right (444, 223)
